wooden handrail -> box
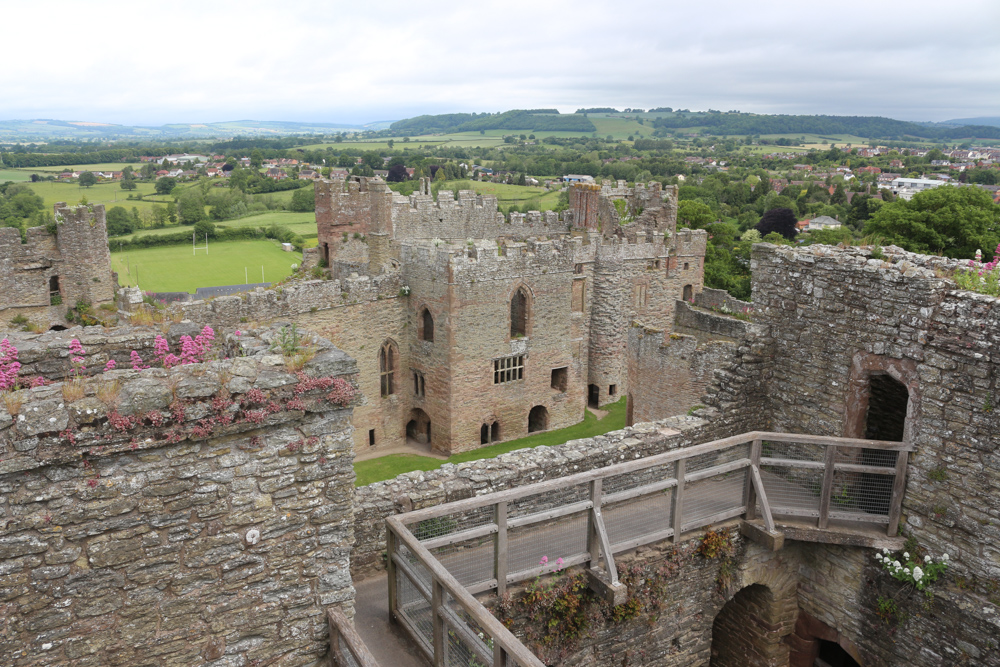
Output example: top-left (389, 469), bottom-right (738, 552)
top-left (388, 518), bottom-right (546, 667)
top-left (328, 608), bottom-right (380, 667)
top-left (395, 431), bottom-right (910, 525)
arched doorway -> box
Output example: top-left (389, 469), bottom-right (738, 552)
top-left (683, 284), bottom-right (693, 301)
top-left (711, 584), bottom-right (793, 667)
top-left (786, 611), bottom-right (862, 667)
top-left (528, 406), bottom-right (548, 433)
top-left (405, 408), bottom-right (431, 445)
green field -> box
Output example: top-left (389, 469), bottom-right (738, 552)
top-left (7, 162), bottom-right (146, 175)
top-left (0, 170), bottom-right (34, 182)
top-left (117, 211), bottom-right (316, 242)
top-left (438, 180), bottom-right (562, 212)
top-left (112, 239), bottom-right (300, 293)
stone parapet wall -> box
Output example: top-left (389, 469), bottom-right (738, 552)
top-left (0, 330), bottom-right (360, 666)
top-left (673, 299), bottom-right (752, 343)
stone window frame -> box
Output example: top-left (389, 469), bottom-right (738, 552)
top-left (413, 370), bottom-right (426, 397)
top-left (379, 340), bottom-right (398, 397)
top-left (509, 285), bottom-right (532, 340)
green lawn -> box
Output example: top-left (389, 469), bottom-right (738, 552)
top-left (0, 170), bottom-right (34, 182)
top-left (7, 162), bottom-right (146, 175)
top-left (438, 180), bottom-right (563, 212)
top-left (354, 398), bottom-right (626, 486)
top-left (112, 239), bottom-right (300, 293)
top-left (120, 211), bottom-right (316, 240)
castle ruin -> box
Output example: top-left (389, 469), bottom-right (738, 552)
top-left (0, 203), bottom-right (116, 328)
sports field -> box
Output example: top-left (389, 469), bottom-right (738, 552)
top-left (120, 211), bottom-right (316, 241)
top-left (112, 239), bottom-right (300, 293)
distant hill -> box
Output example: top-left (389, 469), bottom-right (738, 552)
top-left (941, 117), bottom-right (1000, 128)
top-left (647, 112), bottom-right (1000, 140)
top-left (0, 119), bottom-right (380, 141)
top-left (390, 110), bottom-right (596, 135)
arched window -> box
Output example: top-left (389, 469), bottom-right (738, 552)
top-left (421, 308), bottom-right (434, 342)
top-left (683, 284), bottom-right (693, 301)
top-left (379, 341), bottom-right (397, 397)
top-left (510, 288), bottom-right (528, 338)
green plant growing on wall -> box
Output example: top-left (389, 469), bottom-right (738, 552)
top-left (927, 467), bottom-right (948, 482)
top-left (698, 528), bottom-right (737, 591)
top-left (875, 547), bottom-right (949, 596)
top-left (272, 324), bottom-right (302, 356)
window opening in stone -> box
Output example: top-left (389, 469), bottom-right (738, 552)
top-left (528, 405), bottom-right (548, 433)
top-left (493, 355), bottom-right (524, 384)
top-left (856, 373), bottom-right (907, 515)
top-left (551, 367), bottom-right (568, 392)
top-left (481, 424), bottom-right (490, 445)
top-left (510, 288), bottom-right (528, 338)
top-left (49, 275), bottom-right (61, 305)
top-left (574, 263), bottom-right (584, 274)
top-left (48, 325), bottom-right (68, 332)
top-left (420, 308), bottom-right (434, 342)
top-left (588, 384), bottom-right (600, 408)
top-left (609, 384), bottom-right (616, 397)
top-left (379, 341), bottom-right (396, 396)
top-left (682, 284), bottom-right (693, 301)
top-left (368, 429), bottom-right (375, 447)
top-left (420, 375), bottom-right (425, 396)
top-left (635, 284), bottom-right (648, 309)
top-left (683, 262), bottom-right (690, 271)
top-left (816, 639), bottom-right (861, 667)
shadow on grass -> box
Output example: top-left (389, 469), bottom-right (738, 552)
top-left (354, 398), bottom-right (626, 487)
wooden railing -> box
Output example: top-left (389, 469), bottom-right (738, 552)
top-left (385, 431), bottom-right (912, 667)
top-left (328, 608), bottom-right (380, 667)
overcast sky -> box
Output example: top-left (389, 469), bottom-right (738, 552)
top-left (3, 0), bottom-right (998, 126)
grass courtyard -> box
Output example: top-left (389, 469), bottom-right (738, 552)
top-left (353, 398), bottom-right (627, 486)
top-left (112, 239), bottom-right (299, 293)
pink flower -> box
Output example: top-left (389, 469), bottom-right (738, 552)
top-left (0, 339), bottom-right (21, 391)
top-left (539, 555), bottom-right (548, 565)
top-left (130, 350), bottom-right (148, 371)
top-left (235, 330), bottom-right (241, 337)
top-left (556, 557), bottom-right (564, 571)
top-left (103, 360), bottom-right (116, 372)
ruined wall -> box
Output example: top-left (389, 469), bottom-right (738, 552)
top-left (0, 334), bottom-right (359, 666)
top-left (626, 324), bottom-right (744, 424)
top-left (0, 204), bottom-right (114, 328)
top-left (748, 242), bottom-right (1000, 665)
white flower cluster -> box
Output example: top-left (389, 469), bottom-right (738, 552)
top-left (874, 547), bottom-right (949, 592)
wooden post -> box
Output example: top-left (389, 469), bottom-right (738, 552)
top-left (386, 526), bottom-right (398, 622)
top-left (818, 445), bottom-right (838, 529)
top-left (493, 643), bottom-right (508, 667)
top-left (587, 480), bottom-right (602, 569)
top-left (745, 439), bottom-right (762, 520)
top-left (432, 578), bottom-right (446, 667)
top-left (672, 459), bottom-right (686, 543)
top-left (494, 502), bottom-right (508, 595)
top-left (328, 610), bottom-right (342, 667)
top-left (887, 448), bottom-right (909, 536)
top-left (751, 465), bottom-right (776, 533)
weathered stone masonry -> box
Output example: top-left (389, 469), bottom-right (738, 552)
top-left (0, 329), bottom-right (360, 666)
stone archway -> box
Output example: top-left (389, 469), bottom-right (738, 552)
top-left (710, 558), bottom-right (799, 667)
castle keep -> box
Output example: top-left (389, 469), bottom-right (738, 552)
top-left (0, 203), bottom-right (115, 327)
top-left (310, 176), bottom-right (706, 454)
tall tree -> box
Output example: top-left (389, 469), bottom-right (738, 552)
top-left (756, 208), bottom-right (798, 241)
top-left (78, 171), bottom-right (97, 188)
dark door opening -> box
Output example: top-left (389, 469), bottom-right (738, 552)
top-left (490, 421), bottom-right (499, 442)
top-left (817, 639), bottom-right (861, 667)
top-left (406, 408), bottom-right (432, 445)
top-left (480, 424), bottom-right (489, 445)
top-left (858, 373), bottom-right (908, 515)
top-left (682, 284), bottom-right (693, 301)
top-left (528, 406), bottom-right (548, 433)
top-left (588, 384), bottom-right (600, 409)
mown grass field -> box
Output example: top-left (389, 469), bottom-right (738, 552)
top-left (7, 163), bottom-right (146, 175)
top-left (438, 180), bottom-right (563, 212)
top-left (112, 239), bottom-right (299, 293)
top-left (354, 399), bottom-right (626, 486)
top-left (117, 211), bottom-right (317, 241)
top-left (22, 179), bottom-right (165, 215)
top-left (0, 170), bottom-right (34, 182)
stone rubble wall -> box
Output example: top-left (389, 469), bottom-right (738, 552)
top-left (0, 329), bottom-right (360, 666)
top-left (672, 299), bottom-right (752, 344)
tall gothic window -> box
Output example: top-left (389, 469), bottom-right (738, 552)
top-left (379, 341), bottom-right (397, 397)
top-left (510, 288), bottom-right (528, 338)
top-left (421, 308), bottom-right (434, 342)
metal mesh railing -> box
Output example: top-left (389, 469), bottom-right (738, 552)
top-left (385, 431), bottom-right (911, 667)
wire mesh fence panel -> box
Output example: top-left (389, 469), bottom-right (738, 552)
top-left (602, 461), bottom-right (675, 496)
top-left (411, 506), bottom-right (496, 543)
top-left (681, 474), bottom-right (746, 529)
top-left (395, 565), bottom-right (433, 651)
top-left (761, 440), bottom-right (825, 462)
top-left (835, 446), bottom-right (898, 468)
top-left (604, 491), bottom-right (673, 548)
top-left (506, 483), bottom-right (590, 522)
top-left (759, 466), bottom-right (823, 517)
top-left (430, 535), bottom-right (497, 589)
top-left (830, 469), bottom-right (893, 520)
top-left (443, 590), bottom-right (494, 667)
top-left (507, 512), bottom-right (588, 579)
top-left (397, 543), bottom-right (433, 592)
top-left (686, 442), bottom-right (751, 473)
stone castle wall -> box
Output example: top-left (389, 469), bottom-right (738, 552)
top-left (0, 204), bottom-right (115, 328)
top-left (0, 330), bottom-right (359, 666)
